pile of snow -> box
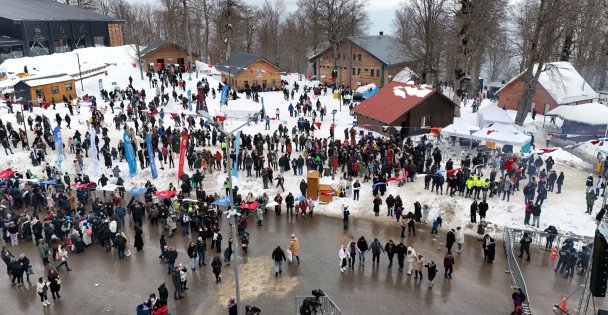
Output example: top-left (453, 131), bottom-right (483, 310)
top-left (546, 102), bottom-right (608, 125)
top-left (0, 46), bottom-right (137, 77)
top-left (356, 83), bottom-right (376, 93)
top-left (543, 148), bottom-right (588, 169)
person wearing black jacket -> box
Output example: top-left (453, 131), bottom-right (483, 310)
top-left (478, 200), bottom-right (489, 220)
top-left (518, 233), bottom-right (532, 261)
top-left (556, 172), bottom-right (565, 194)
top-left (271, 246), bottom-right (286, 277)
top-left (544, 225), bottom-right (558, 249)
top-left (285, 193), bottom-right (295, 216)
top-left (384, 240), bottom-right (396, 268)
top-left (353, 180), bottom-right (361, 200)
top-left (446, 229), bottom-right (456, 252)
top-left (299, 179), bottom-right (307, 197)
top-left (396, 242), bottom-right (407, 272)
top-left (157, 283), bottom-right (169, 307)
top-left (385, 195), bottom-right (395, 217)
top-left (356, 236), bottom-right (369, 266)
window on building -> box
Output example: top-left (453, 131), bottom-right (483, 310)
top-left (243, 80), bottom-right (249, 87)
top-left (51, 86), bottom-right (59, 94)
top-left (65, 83), bottom-right (72, 91)
top-left (353, 54), bottom-right (356, 61)
top-left (377, 69), bottom-right (380, 77)
top-left (420, 115), bottom-right (431, 128)
top-left (93, 36), bottom-right (106, 47)
top-left (370, 69), bottom-right (374, 76)
top-left (530, 102), bottom-right (536, 112)
top-left (35, 89), bottom-right (44, 98)
top-left (352, 68), bottom-right (356, 75)
top-left (358, 54), bottom-right (362, 61)
top-left (271, 79), bottom-right (276, 87)
top-left (357, 68), bottom-right (361, 75)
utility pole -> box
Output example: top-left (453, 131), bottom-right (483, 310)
top-left (75, 52), bottom-right (84, 92)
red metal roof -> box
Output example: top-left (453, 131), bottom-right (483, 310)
top-left (353, 81), bottom-right (437, 124)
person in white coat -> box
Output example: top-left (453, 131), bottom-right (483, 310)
top-left (455, 227), bottom-right (465, 253)
top-left (338, 245), bottom-right (348, 272)
top-left (406, 247), bottom-right (417, 275)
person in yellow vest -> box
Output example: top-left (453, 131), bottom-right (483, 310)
top-left (482, 178), bottom-right (491, 200)
top-left (465, 176), bottom-right (475, 198)
top-left (474, 176), bottom-right (483, 199)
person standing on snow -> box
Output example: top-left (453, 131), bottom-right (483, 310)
top-left (586, 190), bottom-right (598, 214)
top-left (455, 227), bottom-right (464, 253)
top-left (518, 233), bottom-right (532, 261)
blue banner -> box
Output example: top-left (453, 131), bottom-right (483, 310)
top-left (187, 89), bottom-right (192, 111)
top-left (146, 133), bottom-right (158, 179)
top-left (123, 130), bottom-right (137, 176)
top-left (220, 84), bottom-right (229, 107)
top-left (90, 128), bottom-right (99, 176)
top-left (231, 131), bottom-right (241, 178)
top-left (53, 125), bottom-right (64, 170)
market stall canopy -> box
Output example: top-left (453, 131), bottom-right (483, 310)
top-left (440, 117), bottom-right (480, 137)
top-left (545, 102), bottom-right (608, 125)
top-left (477, 104), bottom-right (514, 127)
top-left (362, 88), bottom-right (379, 99)
top-left (471, 124), bottom-right (531, 146)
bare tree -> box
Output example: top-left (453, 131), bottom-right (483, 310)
top-left (256, 0), bottom-right (284, 64)
top-left (513, 0), bottom-right (575, 125)
top-left (394, 0), bottom-right (448, 86)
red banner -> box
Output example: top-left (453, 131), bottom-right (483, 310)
top-left (178, 134), bottom-right (189, 180)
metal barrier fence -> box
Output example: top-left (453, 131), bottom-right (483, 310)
top-left (504, 228), bottom-right (532, 315)
top-left (509, 228), bottom-right (591, 253)
top-left (295, 294), bottom-right (341, 315)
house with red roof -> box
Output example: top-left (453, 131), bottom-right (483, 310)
top-left (353, 81), bottom-right (457, 136)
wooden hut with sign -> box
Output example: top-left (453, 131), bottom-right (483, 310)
top-left (215, 52), bottom-right (284, 91)
top-left (140, 40), bottom-right (199, 71)
top-left (14, 73), bottom-right (76, 105)
top-left (353, 81), bottom-right (457, 137)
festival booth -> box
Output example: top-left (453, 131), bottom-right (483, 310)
top-left (471, 123), bottom-right (531, 153)
top-left (476, 104), bottom-right (514, 128)
top-left (546, 102), bottom-right (608, 141)
top-left (441, 117), bottom-right (480, 138)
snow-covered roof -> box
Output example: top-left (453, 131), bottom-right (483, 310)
top-left (545, 102), bottom-right (608, 125)
top-left (477, 104), bottom-right (514, 127)
top-left (392, 67), bottom-right (417, 83)
top-left (19, 74), bottom-right (73, 87)
top-left (498, 61), bottom-right (597, 105)
top-left (356, 83), bottom-right (376, 93)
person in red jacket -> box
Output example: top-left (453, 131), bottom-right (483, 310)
top-left (443, 251), bottom-right (455, 278)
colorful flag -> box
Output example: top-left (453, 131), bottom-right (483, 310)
top-left (123, 130), bottom-right (137, 176)
top-left (146, 133), bottom-right (158, 179)
top-left (232, 131), bottom-right (241, 179)
top-left (53, 125), bottom-right (64, 170)
top-left (178, 134), bottom-right (189, 180)
top-left (90, 128), bottom-right (99, 176)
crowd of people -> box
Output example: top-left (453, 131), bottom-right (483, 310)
top-left (0, 62), bottom-right (602, 315)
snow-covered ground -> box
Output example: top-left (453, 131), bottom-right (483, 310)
top-left (0, 45), bottom-right (602, 238)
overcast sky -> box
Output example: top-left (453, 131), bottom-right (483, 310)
top-left (134, 0), bottom-right (400, 36)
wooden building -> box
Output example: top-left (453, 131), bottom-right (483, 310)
top-left (309, 32), bottom-right (416, 88)
top-left (353, 81), bottom-right (457, 137)
top-left (216, 52), bottom-right (284, 91)
top-left (496, 61), bottom-right (597, 114)
top-left (141, 40), bottom-right (199, 70)
top-left (0, 0), bottom-right (123, 61)
top-left (14, 73), bottom-right (76, 104)
top-left (546, 102), bottom-right (608, 141)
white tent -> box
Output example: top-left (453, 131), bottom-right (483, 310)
top-left (477, 104), bottom-right (514, 127)
top-left (471, 124), bottom-right (531, 146)
top-left (441, 117), bottom-right (480, 138)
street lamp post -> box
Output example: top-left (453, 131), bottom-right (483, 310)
top-left (331, 109), bottom-right (337, 180)
top-left (75, 52), bottom-right (84, 92)
top-left (209, 116), bottom-right (254, 315)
